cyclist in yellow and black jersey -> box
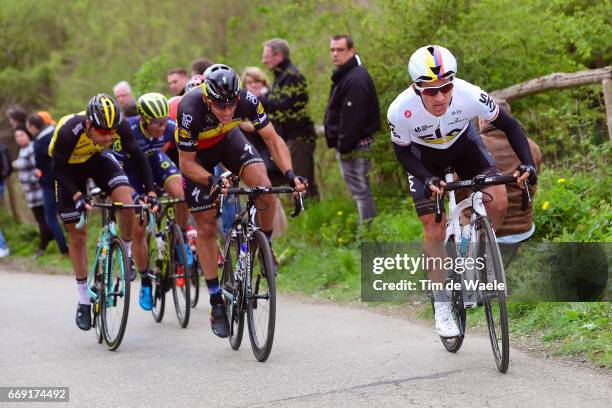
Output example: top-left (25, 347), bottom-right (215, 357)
top-left (50, 93), bottom-right (157, 332)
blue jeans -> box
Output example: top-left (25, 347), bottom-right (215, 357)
top-left (0, 227), bottom-right (7, 250)
top-left (337, 147), bottom-right (376, 222)
top-left (214, 165), bottom-right (237, 236)
top-left (42, 187), bottom-right (68, 253)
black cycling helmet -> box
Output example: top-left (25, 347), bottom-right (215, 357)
top-left (203, 64), bottom-right (241, 103)
top-left (86, 93), bottom-right (123, 130)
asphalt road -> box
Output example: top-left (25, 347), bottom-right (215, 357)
top-left (0, 269), bottom-right (610, 407)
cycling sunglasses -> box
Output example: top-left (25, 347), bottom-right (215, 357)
top-left (210, 98), bottom-right (239, 110)
top-left (415, 81), bottom-right (454, 96)
top-left (148, 117), bottom-right (168, 126)
top-left (93, 127), bottom-right (116, 135)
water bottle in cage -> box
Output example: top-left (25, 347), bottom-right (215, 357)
top-left (236, 242), bottom-right (247, 274)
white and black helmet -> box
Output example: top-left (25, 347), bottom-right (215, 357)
top-left (408, 45), bottom-right (457, 83)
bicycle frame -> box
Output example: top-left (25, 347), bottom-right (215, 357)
top-left (82, 207), bottom-right (125, 305)
top-left (442, 171), bottom-right (509, 301)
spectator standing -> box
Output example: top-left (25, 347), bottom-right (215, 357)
top-left (191, 58), bottom-right (214, 77)
top-left (0, 140), bottom-right (11, 257)
top-left (113, 81), bottom-right (138, 117)
top-left (12, 125), bottom-right (54, 258)
top-left (26, 113), bottom-right (69, 255)
top-left (167, 68), bottom-right (189, 97)
top-left (261, 38), bottom-right (319, 199)
top-left (324, 35), bottom-right (380, 222)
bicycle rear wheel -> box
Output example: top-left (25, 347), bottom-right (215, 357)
top-left (476, 216), bottom-right (509, 373)
top-left (169, 225), bottom-right (190, 327)
top-left (100, 237), bottom-right (130, 351)
top-left (246, 230), bottom-right (276, 362)
top-left (147, 231), bottom-right (165, 323)
top-left (221, 230), bottom-right (245, 350)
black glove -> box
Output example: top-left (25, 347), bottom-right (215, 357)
top-left (423, 176), bottom-right (440, 199)
top-left (518, 164), bottom-right (537, 185)
top-left (285, 170), bottom-right (307, 188)
top-left (74, 195), bottom-right (92, 213)
top-left (146, 195), bottom-right (159, 209)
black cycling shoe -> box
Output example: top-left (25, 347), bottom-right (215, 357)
top-left (76, 303), bottom-right (92, 331)
top-left (210, 304), bottom-right (230, 338)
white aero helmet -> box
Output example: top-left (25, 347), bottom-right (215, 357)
top-left (408, 45), bottom-right (457, 83)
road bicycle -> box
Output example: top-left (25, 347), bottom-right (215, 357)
top-left (79, 189), bottom-right (146, 350)
top-left (146, 196), bottom-right (192, 328)
top-left (217, 173), bottom-right (304, 362)
top-left (431, 168), bottom-right (531, 373)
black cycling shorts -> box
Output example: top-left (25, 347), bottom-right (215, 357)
top-left (407, 124), bottom-right (500, 216)
top-left (55, 150), bottom-right (131, 224)
top-left (182, 127), bottom-right (263, 213)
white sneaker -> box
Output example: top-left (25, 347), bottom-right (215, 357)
top-left (0, 247), bottom-right (9, 258)
top-left (434, 302), bottom-right (460, 337)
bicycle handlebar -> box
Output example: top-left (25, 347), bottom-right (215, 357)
top-left (213, 172), bottom-right (305, 219)
top-left (76, 201), bottom-right (150, 230)
top-left (433, 174), bottom-right (532, 223)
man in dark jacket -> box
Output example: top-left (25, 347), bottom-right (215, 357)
top-left (26, 113), bottom-right (69, 255)
top-left (261, 38), bottom-right (318, 199)
top-left (324, 35), bottom-right (380, 221)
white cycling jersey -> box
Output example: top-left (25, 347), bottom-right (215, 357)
top-left (387, 78), bottom-right (499, 149)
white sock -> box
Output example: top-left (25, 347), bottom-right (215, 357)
top-left (77, 279), bottom-right (90, 305)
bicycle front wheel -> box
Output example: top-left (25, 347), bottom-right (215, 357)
top-left (246, 230), bottom-right (276, 362)
top-left (101, 237), bottom-right (130, 351)
top-left (476, 216), bottom-right (509, 373)
top-left (169, 225), bottom-right (190, 328)
top-left (221, 230), bottom-right (245, 350)
top-left (147, 231), bottom-right (165, 323)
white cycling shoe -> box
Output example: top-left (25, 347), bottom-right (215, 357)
top-left (434, 302), bottom-right (460, 337)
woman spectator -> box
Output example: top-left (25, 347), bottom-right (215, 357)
top-left (12, 125), bottom-right (54, 258)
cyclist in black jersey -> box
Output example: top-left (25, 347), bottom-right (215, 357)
top-left (176, 64), bottom-right (307, 338)
top-left (50, 94), bottom-right (157, 331)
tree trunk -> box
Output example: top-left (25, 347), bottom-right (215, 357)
top-left (491, 66), bottom-right (612, 101)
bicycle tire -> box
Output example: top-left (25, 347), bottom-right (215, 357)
top-left (246, 230), bottom-right (276, 362)
top-left (442, 236), bottom-right (466, 352)
top-left (189, 258), bottom-right (200, 308)
top-left (169, 225), bottom-right (190, 328)
top-left (91, 262), bottom-right (103, 344)
top-left (101, 236), bottom-right (130, 351)
top-left (477, 216), bottom-right (510, 373)
top-left (221, 230), bottom-right (245, 350)
top-left (148, 231), bottom-right (165, 323)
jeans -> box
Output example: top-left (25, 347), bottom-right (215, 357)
top-left (42, 187), bottom-right (68, 253)
top-left (0, 228), bottom-right (7, 250)
top-left (337, 147), bottom-right (376, 222)
top-left (214, 165), bottom-right (237, 236)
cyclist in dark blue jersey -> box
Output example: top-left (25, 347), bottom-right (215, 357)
top-left (112, 92), bottom-right (189, 310)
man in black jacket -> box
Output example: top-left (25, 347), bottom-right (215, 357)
top-left (324, 35), bottom-right (380, 221)
top-left (261, 38), bottom-right (318, 199)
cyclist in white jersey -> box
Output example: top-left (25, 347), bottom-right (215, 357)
top-left (387, 45), bottom-right (537, 337)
